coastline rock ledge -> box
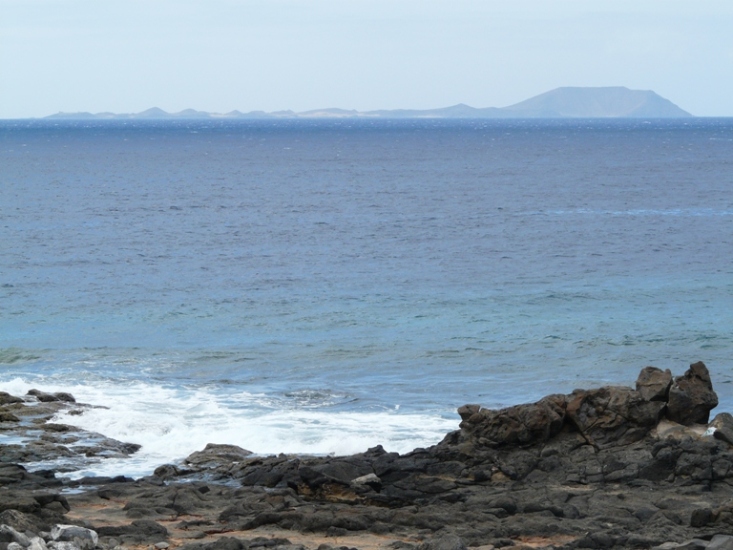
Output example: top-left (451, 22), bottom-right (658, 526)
top-left (4, 361), bottom-right (733, 550)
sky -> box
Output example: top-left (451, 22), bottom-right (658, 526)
top-left (1, 0), bottom-right (732, 118)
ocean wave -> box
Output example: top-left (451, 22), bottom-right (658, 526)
top-left (4, 378), bottom-right (457, 479)
top-left (0, 348), bottom-right (43, 364)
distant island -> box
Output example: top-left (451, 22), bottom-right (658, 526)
top-left (45, 87), bottom-right (692, 120)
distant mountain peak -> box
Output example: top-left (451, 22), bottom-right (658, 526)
top-left (502, 86), bottom-right (692, 118)
top-left (137, 107), bottom-right (170, 118)
top-left (42, 87), bottom-right (693, 120)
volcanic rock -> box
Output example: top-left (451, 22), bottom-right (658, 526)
top-left (185, 443), bottom-right (253, 468)
top-left (710, 413), bottom-right (733, 446)
top-left (26, 390), bottom-right (75, 403)
top-left (565, 385), bottom-right (665, 447)
top-left (667, 362), bottom-right (719, 425)
top-left (0, 392), bottom-right (23, 405)
top-left (637, 366), bottom-right (673, 401)
top-left (457, 394), bottom-right (566, 447)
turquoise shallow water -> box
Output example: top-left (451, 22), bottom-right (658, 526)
top-left (1, 118), bottom-right (732, 475)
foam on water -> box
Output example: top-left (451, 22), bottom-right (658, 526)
top-left (4, 377), bottom-right (457, 478)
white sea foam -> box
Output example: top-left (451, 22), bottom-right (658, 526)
top-left (5, 378), bottom-right (457, 479)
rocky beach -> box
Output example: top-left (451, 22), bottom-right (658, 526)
top-left (4, 361), bottom-right (733, 550)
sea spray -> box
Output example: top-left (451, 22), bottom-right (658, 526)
top-left (6, 377), bottom-right (457, 478)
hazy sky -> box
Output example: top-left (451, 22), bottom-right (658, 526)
top-left (1, 0), bottom-right (732, 118)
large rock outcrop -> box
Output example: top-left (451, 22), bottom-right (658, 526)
top-left (458, 362), bottom-right (717, 452)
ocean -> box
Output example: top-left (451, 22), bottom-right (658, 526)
top-left (1, 117), bottom-right (732, 478)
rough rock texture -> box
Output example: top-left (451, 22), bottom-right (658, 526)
top-left (0, 390), bottom-right (140, 472)
top-left (710, 413), bottom-right (733, 446)
top-left (457, 394), bottom-right (567, 447)
top-left (185, 444), bottom-right (254, 468)
top-left (3, 361), bottom-right (733, 550)
top-left (667, 362), bottom-right (719, 425)
top-left (565, 385), bottom-right (666, 447)
top-left (637, 366), bottom-right (673, 402)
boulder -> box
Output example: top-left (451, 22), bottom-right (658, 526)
top-left (457, 404), bottom-right (480, 422)
top-left (153, 464), bottom-right (183, 479)
top-left (27, 390), bottom-right (61, 403)
top-left (637, 366), bottom-right (673, 402)
top-left (52, 393), bottom-right (76, 403)
top-left (0, 510), bottom-right (40, 533)
top-left (666, 362), bottom-right (718, 425)
top-left (185, 444), bottom-right (253, 467)
top-left (711, 413), bottom-right (733, 446)
top-left (0, 493), bottom-right (41, 514)
top-left (565, 386), bottom-right (665, 447)
top-left (458, 394), bottom-right (566, 447)
top-left (0, 392), bottom-right (23, 405)
top-left (351, 473), bottom-right (382, 492)
top-left (50, 525), bottom-right (98, 550)
top-left (0, 411), bottom-right (20, 422)
top-left (33, 493), bottom-right (70, 512)
top-left (0, 525), bottom-right (31, 547)
top-left (301, 459), bottom-right (372, 486)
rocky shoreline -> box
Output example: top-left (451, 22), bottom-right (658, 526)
top-left (4, 361), bottom-right (733, 549)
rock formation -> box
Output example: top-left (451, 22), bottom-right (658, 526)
top-left (667, 362), bottom-right (719, 425)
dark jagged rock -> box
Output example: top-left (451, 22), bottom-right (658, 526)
top-left (457, 361), bottom-right (716, 454)
top-left (0, 510), bottom-right (40, 533)
top-left (566, 385), bottom-right (666, 447)
top-left (667, 362), bottom-right (719, 425)
top-left (710, 413), bottom-right (733, 446)
top-left (153, 463), bottom-right (186, 480)
top-left (0, 410), bottom-right (20, 422)
top-left (457, 394), bottom-right (566, 448)
top-left (0, 391), bottom-right (141, 480)
top-left (26, 389), bottom-right (76, 403)
top-left (185, 443), bottom-right (254, 468)
top-left (637, 366), bottom-right (674, 402)
top-left (0, 392), bottom-right (24, 405)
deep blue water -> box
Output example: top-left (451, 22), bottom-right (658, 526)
top-left (1, 118), bottom-right (732, 475)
